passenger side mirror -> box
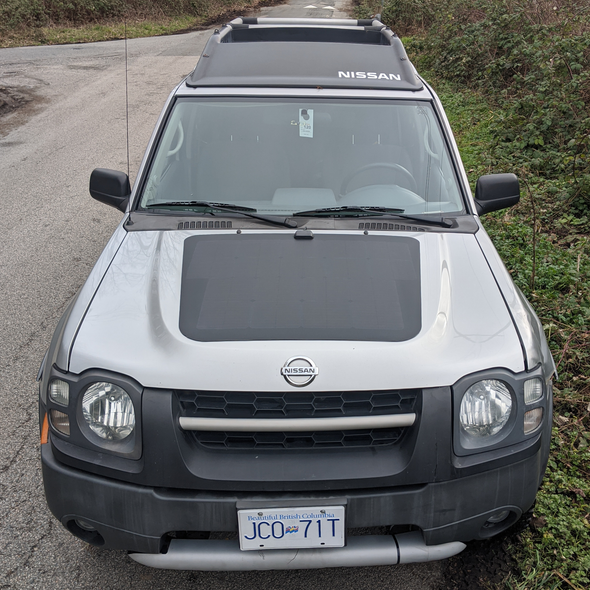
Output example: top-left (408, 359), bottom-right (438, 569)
top-left (474, 174), bottom-right (520, 215)
top-left (89, 168), bottom-right (131, 212)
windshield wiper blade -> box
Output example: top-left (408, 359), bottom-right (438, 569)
top-left (293, 206), bottom-right (453, 228)
top-left (388, 213), bottom-right (453, 228)
top-left (294, 206), bottom-right (405, 217)
top-left (147, 201), bottom-right (257, 212)
top-left (145, 201), bottom-right (298, 228)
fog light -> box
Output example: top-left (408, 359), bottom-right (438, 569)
top-left (66, 519), bottom-right (105, 547)
top-left (49, 379), bottom-right (69, 406)
top-left (75, 519), bottom-right (96, 532)
top-left (486, 510), bottom-right (510, 524)
top-left (50, 409), bottom-right (70, 436)
top-left (524, 408), bottom-right (543, 434)
top-left (524, 378), bottom-right (543, 404)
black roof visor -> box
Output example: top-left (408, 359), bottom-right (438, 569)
top-left (187, 19), bottom-right (423, 91)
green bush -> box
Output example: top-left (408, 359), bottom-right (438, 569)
top-left (48, 0), bottom-right (127, 24)
top-left (354, 0), bottom-right (440, 35)
top-left (429, 1), bottom-right (589, 208)
top-left (0, 0), bottom-right (126, 29)
top-left (1, 0), bottom-right (49, 29)
top-left (0, 0), bottom-right (253, 32)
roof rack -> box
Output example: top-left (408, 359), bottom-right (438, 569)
top-left (232, 17), bottom-right (381, 27)
top-left (187, 18), bottom-right (422, 92)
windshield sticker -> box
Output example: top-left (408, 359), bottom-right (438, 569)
top-left (299, 109), bottom-right (314, 138)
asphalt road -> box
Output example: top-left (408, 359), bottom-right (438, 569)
top-left (0, 2), bottom-right (445, 588)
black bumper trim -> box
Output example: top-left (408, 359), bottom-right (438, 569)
top-left (42, 441), bottom-right (545, 552)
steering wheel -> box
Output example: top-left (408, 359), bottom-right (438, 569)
top-left (167, 122), bottom-right (184, 157)
top-left (340, 162), bottom-right (417, 196)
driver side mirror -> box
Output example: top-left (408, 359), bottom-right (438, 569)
top-left (474, 174), bottom-right (520, 216)
top-left (89, 168), bottom-right (130, 212)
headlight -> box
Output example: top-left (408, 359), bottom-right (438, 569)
top-left (82, 382), bottom-right (135, 441)
top-left (459, 379), bottom-right (512, 437)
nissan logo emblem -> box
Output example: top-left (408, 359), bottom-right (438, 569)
top-left (281, 357), bottom-right (319, 387)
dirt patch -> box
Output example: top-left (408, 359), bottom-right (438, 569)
top-left (0, 86), bottom-right (34, 116)
top-left (0, 85), bottom-right (45, 137)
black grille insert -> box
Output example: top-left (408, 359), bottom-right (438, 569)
top-left (177, 389), bottom-right (418, 419)
top-left (176, 389), bottom-right (419, 450)
top-left (192, 428), bottom-right (405, 450)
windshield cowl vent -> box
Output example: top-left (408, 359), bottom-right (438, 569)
top-left (178, 220), bottom-right (233, 230)
top-left (358, 222), bottom-right (426, 232)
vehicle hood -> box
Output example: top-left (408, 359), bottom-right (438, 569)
top-left (69, 229), bottom-right (524, 390)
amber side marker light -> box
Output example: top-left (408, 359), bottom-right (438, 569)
top-left (41, 413), bottom-right (49, 445)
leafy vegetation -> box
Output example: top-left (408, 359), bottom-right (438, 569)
top-left (0, 0), bottom-right (276, 46)
top-left (354, 0), bottom-right (590, 587)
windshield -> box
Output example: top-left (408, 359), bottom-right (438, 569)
top-left (139, 98), bottom-right (465, 216)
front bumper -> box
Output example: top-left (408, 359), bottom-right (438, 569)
top-left (42, 438), bottom-right (546, 559)
top-left (129, 532), bottom-right (466, 570)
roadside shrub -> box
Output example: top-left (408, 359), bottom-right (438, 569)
top-left (0, 0), bottom-right (126, 29)
top-left (0, 0), bottom-right (256, 32)
top-left (354, 0), bottom-right (444, 36)
top-left (44, 0), bottom-right (127, 25)
top-left (0, 0), bottom-right (49, 29)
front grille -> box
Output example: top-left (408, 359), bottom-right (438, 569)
top-left (193, 428), bottom-right (405, 449)
top-left (176, 389), bottom-right (418, 419)
top-left (176, 389), bottom-right (419, 451)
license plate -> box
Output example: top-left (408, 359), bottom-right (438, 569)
top-left (238, 506), bottom-right (345, 551)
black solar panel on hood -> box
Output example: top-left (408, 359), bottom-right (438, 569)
top-left (179, 233), bottom-right (421, 342)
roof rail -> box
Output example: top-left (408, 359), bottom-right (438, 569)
top-left (229, 17), bottom-right (383, 27)
top-left (217, 17), bottom-right (394, 43)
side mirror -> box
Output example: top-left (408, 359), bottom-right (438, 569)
top-left (89, 168), bottom-right (131, 212)
top-left (474, 173), bottom-right (520, 215)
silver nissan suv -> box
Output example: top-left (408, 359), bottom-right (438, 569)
top-left (39, 17), bottom-right (555, 571)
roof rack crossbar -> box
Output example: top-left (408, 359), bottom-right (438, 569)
top-left (229, 17), bottom-right (383, 28)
